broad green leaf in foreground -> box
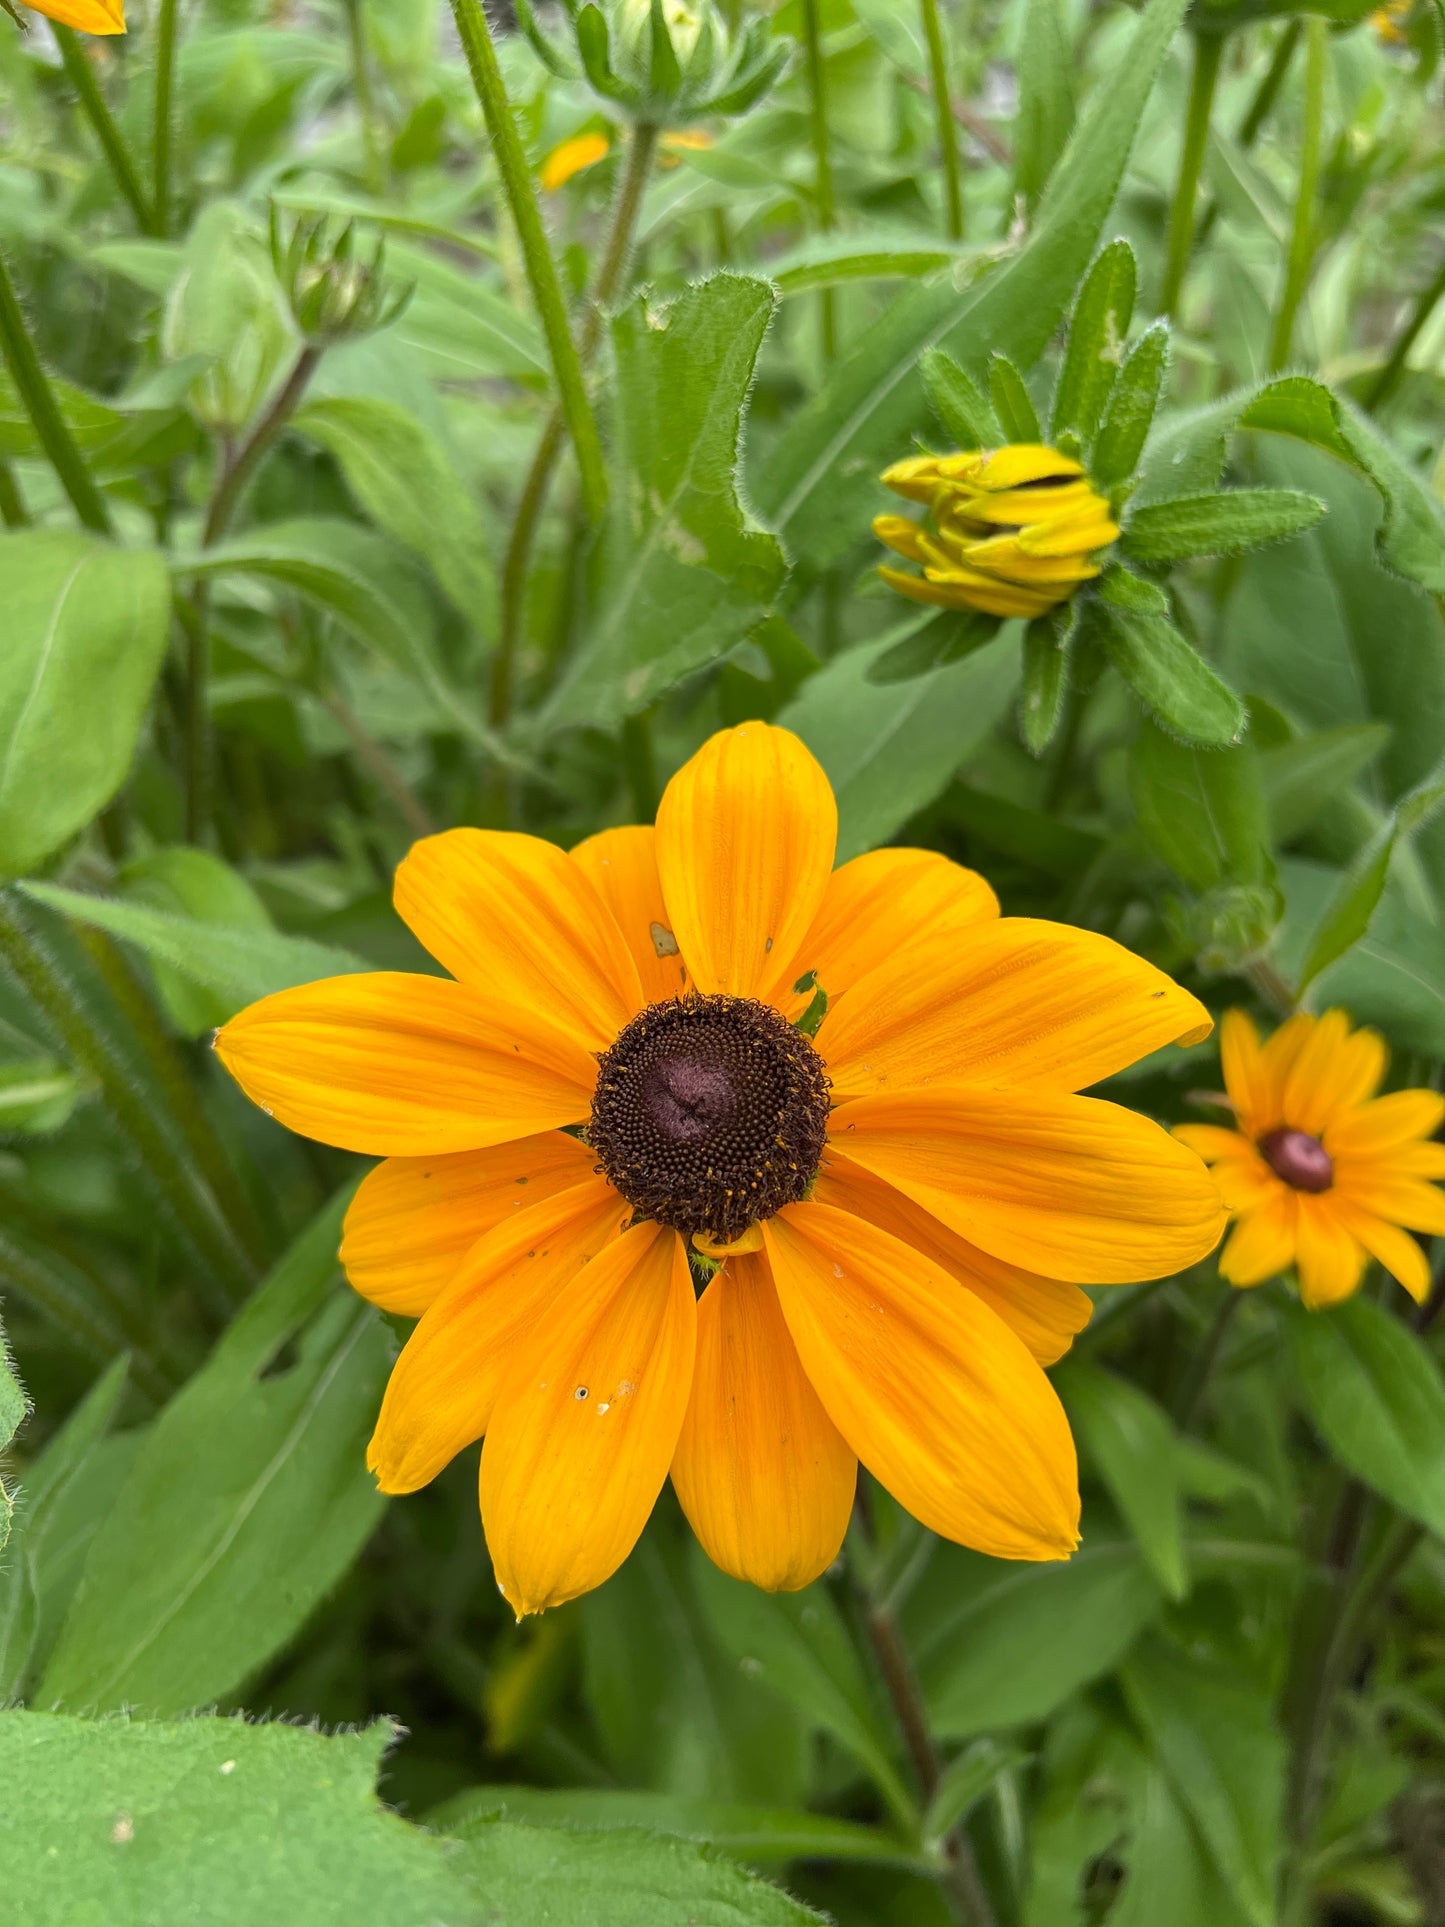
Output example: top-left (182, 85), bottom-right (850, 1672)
top-left (1128, 720), bottom-right (1271, 893)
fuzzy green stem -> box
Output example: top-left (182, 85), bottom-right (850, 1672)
top-left (800, 0), bottom-right (838, 360)
top-left (920, 0), bottom-right (963, 240)
top-left (1268, 16), bottom-right (1327, 373)
top-left (343, 0), bottom-right (386, 196)
top-left (152, 0), bottom-right (179, 238)
top-left (1161, 32), bottom-right (1223, 318)
top-left (0, 250), bottom-right (113, 536)
top-left (0, 459), bottom-right (28, 529)
top-left (1365, 253), bottom-right (1445, 413)
top-left (54, 27), bottom-right (156, 235)
top-left (450, 0), bottom-right (607, 523)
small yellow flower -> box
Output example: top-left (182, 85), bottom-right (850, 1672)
top-left (539, 131), bottom-right (612, 191)
top-left (20, 0), bottom-right (123, 29)
top-left (218, 724), bottom-right (1225, 1616)
top-left (1369, 0), bottom-right (1411, 44)
top-left (1176, 1008), bottom-right (1445, 1309)
top-left (874, 444), bottom-right (1119, 620)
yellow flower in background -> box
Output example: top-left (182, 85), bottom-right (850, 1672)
top-left (1176, 1008), bottom-right (1445, 1309)
top-left (1370, 0), bottom-right (1411, 44)
top-left (539, 131), bottom-right (612, 191)
top-left (19, 0), bottom-right (123, 29)
top-left (874, 444), bottom-right (1119, 620)
top-left (217, 724), bottom-right (1225, 1616)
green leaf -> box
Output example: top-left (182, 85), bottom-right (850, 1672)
top-left (1014, 0), bottom-right (1076, 208)
top-left (1091, 321), bottom-right (1169, 492)
top-left (545, 274), bottom-right (788, 728)
top-left (1051, 240), bottom-right (1136, 447)
top-left (1128, 719), bottom-right (1270, 891)
top-left (1057, 1363), bottom-right (1187, 1601)
top-left (0, 364), bottom-right (127, 458)
top-left (924, 1739), bottom-right (1030, 1845)
top-left (1261, 724), bottom-right (1391, 845)
top-left (751, 0), bottom-right (1190, 568)
top-left (1285, 1296), bottom-right (1445, 1539)
top-left (115, 846), bottom-right (278, 1035)
top-left (293, 397), bottom-right (497, 635)
top-left (1093, 569), bottom-right (1247, 747)
top-left (1120, 1637), bottom-right (1285, 1927)
top-left (921, 349), bottom-right (1002, 449)
top-left (387, 239), bottom-right (548, 382)
top-left (1121, 488), bottom-right (1324, 564)
top-left (866, 610), bottom-right (998, 685)
top-left (769, 235), bottom-right (988, 297)
top-left (0, 533), bottom-right (171, 879)
top-left (778, 625), bottom-right (1020, 862)
top-left (20, 881), bottom-right (368, 1022)
top-left (0, 1311), bottom-right (26, 1555)
top-left (852, 0), bottom-right (929, 72)
top-left (988, 353), bottom-right (1041, 443)
top-left (1020, 615), bottom-right (1069, 755)
top-left (39, 1191), bottom-right (389, 1715)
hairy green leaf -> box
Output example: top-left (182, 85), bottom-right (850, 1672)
top-left (1052, 239), bottom-right (1135, 447)
top-left (1121, 488), bottom-right (1324, 564)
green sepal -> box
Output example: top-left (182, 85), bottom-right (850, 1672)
top-left (1091, 321), bottom-right (1169, 492)
top-left (1091, 566), bottom-right (1246, 746)
top-left (921, 350), bottom-right (1002, 450)
top-left (988, 354), bottom-right (1042, 443)
top-left (1120, 488), bottom-right (1325, 564)
top-left (865, 609), bottom-right (1000, 686)
top-left (1052, 238), bottom-right (1137, 448)
top-left (1020, 608), bottom-right (1074, 755)
top-left (513, 0), bottom-right (577, 77)
top-left (577, 6), bottom-right (638, 107)
top-left (648, 0), bottom-right (684, 101)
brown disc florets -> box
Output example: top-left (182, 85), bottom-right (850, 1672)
top-left (1260, 1127), bottom-right (1334, 1194)
top-left (589, 994), bottom-right (830, 1241)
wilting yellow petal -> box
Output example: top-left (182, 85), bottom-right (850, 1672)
top-left (1218, 1192), bottom-right (1297, 1286)
top-left (1293, 1197), bottom-right (1366, 1309)
top-left (832, 1086), bottom-right (1227, 1283)
top-left (215, 973), bottom-right (596, 1155)
top-left (394, 828), bottom-right (643, 1049)
top-left (655, 722), bottom-right (836, 1001)
top-left (764, 1204), bottom-right (1079, 1561)
top-left (367, 1177), bottom-right (630, 1493)
top-left (539, 131), bottom-right (610, 190)
top-left (481, 1223), bottom-right (696, 1617)
top-left (672, 1250), bottom-right (856, 1592)
top-left (28, 0), bottom-right (124, 31)
top-left (820, 917), bottom-right (1211, 1099)
top-left (341, 1132), bottom-right (599, 1315)
top-left (570, 824), bottom-right (689, 1006)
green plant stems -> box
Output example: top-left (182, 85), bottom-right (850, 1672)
top-left (152, 0), bottom-right (179, 238)
top-left (53, 26), bottom-right (156, 236)
top-left (0, 250), bottom-right (113, 537)
top-left (1268, 15), bottom-right (1327, 373)
top-left (800, 0), bottom-right (838, 360)
top-left (343, 0), bottom-right (386, 196)
top-left (450, 0), bottom-right (607, 525)
top-left (1161, 31), bottom-right (1223, 318)
top-left (1194, 21), bottom-right (1300, 250)
top-left (1365, 252), bottom-right (1445, 412)
top-left (202, 344), bottom-right (322, 548)
top-left (0, 458), bottom-right (29, 528)
top-left (320, 687), bottom-right (438, 839)
top-left (1171, 1286), bottom-right (1241, 1427)
top-left (920, 0), bottom-right (963, 240)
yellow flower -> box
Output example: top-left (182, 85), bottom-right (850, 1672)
top-left (217, 724), bottom-right (1225, 1616)
top-left (874, 444), bottom-right (1119, 620)
top-left (20, 0), bottom-right (123, 28)
top-left (1370, 0), bottom-right (1411, 44)
top-left (539, 131), bottom-right (611, 192)
top-left (1176, 1008), bottom-right (1445, 1309)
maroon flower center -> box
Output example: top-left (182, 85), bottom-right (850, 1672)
top-left (1259, 1127), bottom-right (1334, 1194)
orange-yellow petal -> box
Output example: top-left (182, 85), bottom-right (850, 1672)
top-left (671, 1250), bottom-right (856, 1592)
top-left (1335, 1172), bottom-right (1445, 1236)
top-left (1172, 1124), bottom-right (1277, 1214)
top-left (1218, 1192), bottom-right (1298, 1286)
top-left (569, 824), bottom-right (689, 1006)
top-left (654, 723), bottom-right (837, 1001)
top-left (831, 1087), bottom-right (1227, 1283)
top-left (366, 1177), bottom-right (630, 1493)
top-left (774, 848), bottom-right (997, 1019)
top-left (481, 1222), bottom-right (696, 1617)
top-left (1218, 1009), bottom-right (1273, 1135)
top-left (813, 1149), bottom-right (1092, 1366)
top-left (818, 919), bottom-right (1212, 1100)
top-left (1279, 1009), bottom-right (1371, 1138)
top-left (1293, 1197), bottom-right (1366, 1309)
top-left (394, 828), bottom-right (642, 1049)
top-left (539, 130), bottom-right (610, 191)
top-left (1325, 1089), bottom-right (1445, 1158)
top-left (29, 0), bottom-right (124, 30)
top-left (1326, 1196), bottom-right (1432, 1304)
top-left (763, 1204), bottom-right (1079, 1561)
top-left (340, 1132), bottom-right (599, 1315)
top-left (215, 973), bottom-right (596, 1155)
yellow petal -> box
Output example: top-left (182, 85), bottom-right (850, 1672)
top-left (1278, 1008), bottom-right (1366, 1137)
top-left (1336, 1173), bottom-right (1445, 1236)
top-left (215, 972), bottom-right (596, 1155)
top-left (1325, 1089), bottom-right (1445, 1157)
top-left (340, 1132), bottom-right (599, 1315)
top-left (655, 723), bottom-right (837, 1000)
top-left (774, 847), bottom-right (997, 1021)
top-left (1327, 1197), bottom-right (1431, 1303)
top-left (1218, 1192), bottom-right (1298, 1286)
top-left (539, 130), bottom-right (610, 191)
top-left (970, 445), bottom-right (1085, 490)
top-left (1293, 1198), bottom-right (1366, 1309)
top-left (395, 828), bottom-right (642, 1050)
top-left (367, 1177), bottom-right (630, 1494)
top-left (880, 454), bottom-right (955, 502)
top-left (813, 1149), bottom-right (1092, 1365)
top-left (832, 1087), bottom-right (1227, 1283)
top-left (764, 1204), bottom-right (1079, 1560)
top-left (1218, 1009), bottom-right (1273, 1134)
top-left (570, 824), bottom-right (690, 1007)
top-left (1255, 1012), bottom-right (1317, 1120)
top-left (481, 1223), bottom-right (696, 1617)
top-left (878, 564), bottom-right (1034, 614)
top-left (872, 514), bottom-right (931, 562)
top-left (1171, 1125), bottom-right (1276, 1213)
top-left (671, 1250), bottom-right (856, 1592)
top-left (30, 0), bottom-right (124, 29)
top-left (820, 917), bottom-right (1212, 1099)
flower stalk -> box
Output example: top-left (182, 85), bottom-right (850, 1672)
top-left (152, 0), bottom-right (180, 236)
top-left (53, 26), bottom-right (155, 235)
top-left (800, 0), bottom-right (838, 359)
top-left (1161, 31), bottom-right (1222, 317)
top-left (0, 248), bottom-right (114, 536)
top-left (1365, 252), bottom-right (1445, 413)
top-left (1268, 15), bottom-right (1327, 372)
top-left (919, 0), bottom-right (963, 240)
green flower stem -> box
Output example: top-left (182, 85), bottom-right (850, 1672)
top-left (343, 0), bottom-right (386, 197)
top-left (1365, 253), bottom-right (1445, 413)
top-left (152, 0), bottom-right (179, 237)
top-left (920, 0), bottom-right (963, 240)
top-left (1161, 30), bottom-right (1223, 318)
top-left (450, 0), bottom-right (607, 525)
top-left (1268, 15), bottom-right (1327, 373)
top-left (1171, 1286), bottom-right (1241, 1427)
top-left (0, 890), bottom-right (253, 1309)
top-left (1194, 21), bottom-right (1300, 250)
top-left (800, 0), bottom-right (838, 360)
top-left (53, 27), bottom-right (156, 236)
top-left (0, 458), bottom-right (29, 529)
top-left (0, 250), bottom-right (113, 537)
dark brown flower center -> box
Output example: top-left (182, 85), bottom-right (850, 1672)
top-left (589, 994), bottom-right (829, 1241)
top-left (1259, 1127), bottom-right (1334, 1194)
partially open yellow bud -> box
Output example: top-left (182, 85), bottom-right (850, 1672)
top-left (874, 444), bottom-right (1119, 620)
top-left (22, 0), bottom-right (124, 31)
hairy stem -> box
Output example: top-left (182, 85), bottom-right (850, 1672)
top-left (54, 27), bottom-right (156, 235)
top-left (1161, 31), bottom-right (1222, 317)
top-left (1365, 253), bottom-right (1445, 413)
top-left (0, 250), bottom-right (113, 536)
top-left (800, 0), bottom-right (838, 360)
top-left (920, 0), bottom-right (963, 240)
top-left (1268, 15), bottom-right (1327, 373)
top-left (152, 0), bottom-right (179, 237)
top-left (0, 458), bottom-right (29, 528)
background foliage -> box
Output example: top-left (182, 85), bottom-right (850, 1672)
top-left (1, 0), bottom-right (1444, 1921)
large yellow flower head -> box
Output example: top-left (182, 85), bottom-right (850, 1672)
top-left (873, 444), bottom-right (1119, 620)
top-left (1176, 1008), bottom-right (1445, 1309)
top-left (217, 724), bottom-right (1225, 1617)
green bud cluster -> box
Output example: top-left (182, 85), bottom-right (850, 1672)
top-left (269, 211), bottom-right (414, 346)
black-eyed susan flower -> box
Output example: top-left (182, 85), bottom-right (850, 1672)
top-left (1176, 1008), bottom-right (1445, 1309)
top-left (217, 724), bottom-right (1226, 1616)
top-left (15, 0), bottom-right (123, 29)
top-left (874, 445), bottom-right (1120, 620)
